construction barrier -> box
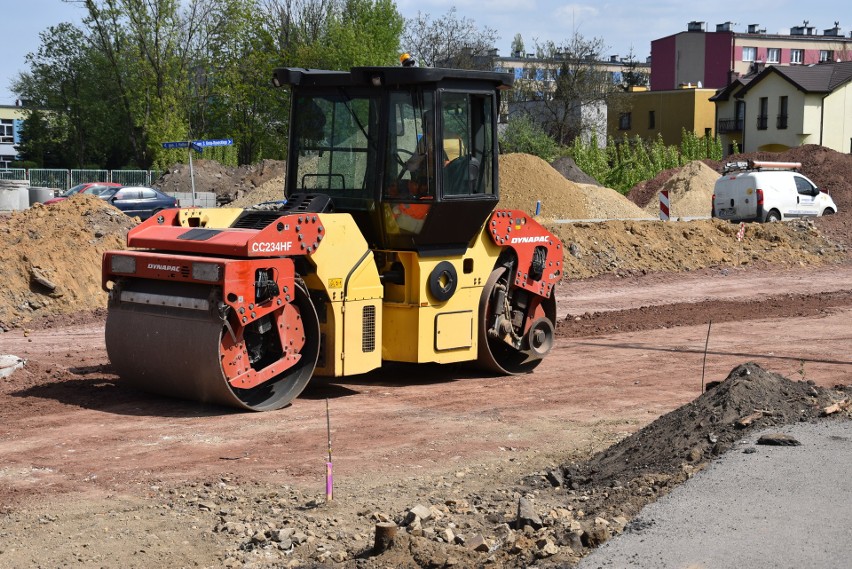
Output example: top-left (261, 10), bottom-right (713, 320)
top-left (659, 190), bottom-right (670, 221)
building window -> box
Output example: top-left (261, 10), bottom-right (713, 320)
top-left (757, 97), bottom-right (768, 130)
top-left (648, 110), bottom-right (655, 129)
top-left (791, 49), bottom-right (804, 64)
top-left (618, 112), bottom-right (631, 130)
top-left (777, 96), bottom-right (788, 129)
top-left (767, 48), bottom-right (780, 63)
top-left (819, 50), bottom-right (834, 62)
top-left (0, 119), bottom-right (14, 144)
top-left (742, 46), bottom-right (757, 62)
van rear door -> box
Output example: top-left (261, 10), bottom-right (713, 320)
top-left (713, 173), bottom-right (757, 221)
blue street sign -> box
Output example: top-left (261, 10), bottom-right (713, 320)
top-left (162, 141), bottom-right (190, 149)
top-left (162, 138), bottom-right (233, 150)
top-left (194, 138), bottom-right (234, 148)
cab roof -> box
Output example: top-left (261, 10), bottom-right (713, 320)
top-left (272, 66), bottom-right (514, 90)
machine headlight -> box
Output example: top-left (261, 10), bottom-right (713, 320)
top-left (110, 255), bottom-right (137, 274)
top-left (192, 262), bottom-right (221, 282)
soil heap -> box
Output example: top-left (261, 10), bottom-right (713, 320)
top-left (156, 159), bottom-right (286, 204)
top-left (0, 195), bottom-right (136, 329)
top-left (639, 160), bottom-right (720, 218)
top-left (0, 150), bottom-right (848, 328)
top-left (628, 145), bottom-right (852, 213)
top-left (498, 153), bottom-right (647, 220)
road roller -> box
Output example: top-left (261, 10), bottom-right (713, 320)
top-left (101, 65), bottom-right (563, 411)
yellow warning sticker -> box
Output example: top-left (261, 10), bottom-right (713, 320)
top-left (328, 278), bottom-right (343, 289)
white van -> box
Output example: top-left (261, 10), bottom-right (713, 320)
top-left (712, 160), bottom-right (837, 222)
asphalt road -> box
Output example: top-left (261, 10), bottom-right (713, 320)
top-left (577, 420), bottom-right (852, 569)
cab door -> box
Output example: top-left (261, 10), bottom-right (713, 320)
top-left (791, 175), bottom-right (819, 217)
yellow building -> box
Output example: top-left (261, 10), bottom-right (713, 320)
top-left (607, 86), bottom-right (717, 145)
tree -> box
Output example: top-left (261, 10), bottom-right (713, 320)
top-left (511, 32), bottom-right (620, 145)
top-left (401, 7), bottom-right (499, 70)
top-left (619, 47), bottom-right (649, 91)
top-left (511, 33), bottom-right (524, 57)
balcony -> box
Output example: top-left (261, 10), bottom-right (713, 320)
top-left (718, 118), bottom-right (743, 133)
top-left (777, 115), bottom-right (788, 129)
top-left (757, 115), bottom-right (768, 130)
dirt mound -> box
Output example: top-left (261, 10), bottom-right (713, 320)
top-left (638, 160), bottom-right (719, 218)
top-left (628, 145), bottom-right (852, 214)
top-left (499, 153), bottom-right (647, 220)
top-left (227, 177), bottom-right (286, 208)
top-left (721, 144), bottom-right (852, 211)
top-left (498, 153), bottom-right (588, 219)
top-left (564, 362), bottom-right (849, 489)
top-left (0, 195), bottom-right (135, 329)
top-left (577, 183), bottom-right (650, 220)
top-left (156, 159), bottom-right (286, 204)
top-left (551, 155), bottom-right (601, 185)
top-left (548, 217), bottom-right (845, 280)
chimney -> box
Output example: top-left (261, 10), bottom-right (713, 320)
top-left (687, 21), bottom-right (706, 32)
top-left (716, 22), bottom-right (733, 32)
top-left (747, 24), bottom-right (765, 34)
top-left (823, 22), bottom-right (841, 36)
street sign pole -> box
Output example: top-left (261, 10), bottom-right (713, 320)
top-left (161, 139), bottom-right (234, 208)
top-left (188, 146), bottom-right (196, 207)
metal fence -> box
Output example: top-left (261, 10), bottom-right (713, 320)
top-left (0, 168), bottom-right (165, 190)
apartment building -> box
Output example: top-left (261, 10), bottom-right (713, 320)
top-left (652, 20), bottom-right (852, 91)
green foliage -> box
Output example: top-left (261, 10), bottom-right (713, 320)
top-left (13, 0), bottom-right (405, 169)
top-left (568, 131), bottom-right (723, 194)
top-left (499, 114), bottom-right (560, 162)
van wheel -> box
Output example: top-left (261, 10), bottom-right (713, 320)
top-left (822, 208), bottom-right (835, 216)
top-left (765, 209), bottom-right (781, 222)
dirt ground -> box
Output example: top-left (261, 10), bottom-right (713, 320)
top-left (1, 151), bottom-right (852, 568)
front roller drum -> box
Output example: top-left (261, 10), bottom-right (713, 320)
top-left (105, 280), bottom-right (320, 411)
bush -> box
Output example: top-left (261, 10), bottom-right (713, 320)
top-left (499, 114), bottom-right (559, 162)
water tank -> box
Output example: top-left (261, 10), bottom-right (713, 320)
top-left (0, 180), bottom-right (29, 211)
top-left (28, 187), bottom-right (55, 206)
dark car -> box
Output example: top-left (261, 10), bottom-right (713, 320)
top-left (99, 186), bottom-right (178, 220)
top-left (43, 182), bottom-right (122, 205)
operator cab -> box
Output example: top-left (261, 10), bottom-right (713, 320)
top-left (272, 66), bottom-right (513, 255)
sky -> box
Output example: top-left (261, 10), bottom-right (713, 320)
top-left (1, 0), bottom-right (846, 104)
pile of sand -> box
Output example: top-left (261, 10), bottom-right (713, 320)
top-left (498, 153), bottom-right (648, 220)
top-left (640, 160), bottom-right (720, 218)
top-left (156, 159), bottom-right (286, 204)
top-left (0, 195), bottom-right (136, 329)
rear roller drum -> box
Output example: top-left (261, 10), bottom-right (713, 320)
top-left (477, 266), bottom-right (556, 374)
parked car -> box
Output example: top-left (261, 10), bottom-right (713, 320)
top-left (43, 182), bottom-right (122, 205)
top-left (99, 186), bottom-right (178, 220)
top-left (712, 160), bottom-right (837, 222)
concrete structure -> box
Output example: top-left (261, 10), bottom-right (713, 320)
top-left (492, 53), bottom-right (650, 146)
top-left (711, 61), bottom-right (852, 155)
top-left (0, 103), bottom-right (25, 168)
top-left (608, 86), bottom-right (717, 145)
top-left (652, 20), bottom-right (852, 91)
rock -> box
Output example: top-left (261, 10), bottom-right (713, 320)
top-left (516, 497), bottom-right (543, 530)
top-left (757, 433), bottom-right (801, 446)
top-left (546, 469), bottom-right (564, 487)
top-left (466, 533), bottom-right (490, 552)
top-left (582, 524), bottom-right (611, 548)
top-left (535, 538), bottom-right (559, 558)
top-left (439, 527), bottom-right (455, 543)
top-left (406, 504), bottom-right (432, 524)
top-left (687, 446), bottom-right (704, 462)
